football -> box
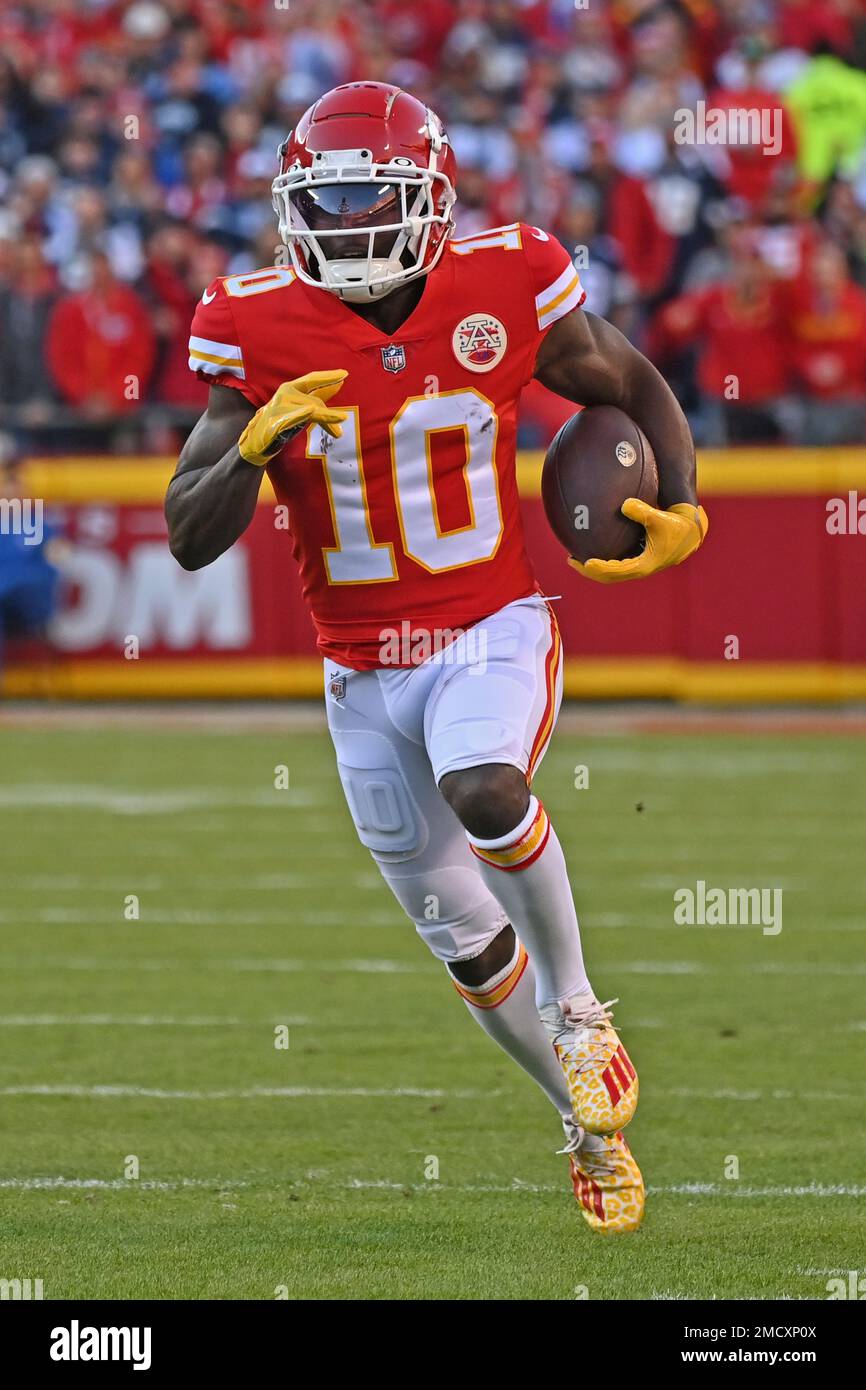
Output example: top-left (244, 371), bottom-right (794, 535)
top-left (541, 405), bottom-right (659, 564)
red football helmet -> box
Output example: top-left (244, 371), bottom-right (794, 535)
top-left (272, 82), bottom-right (457, 303)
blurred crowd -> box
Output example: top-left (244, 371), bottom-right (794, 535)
top-left (2, 0), bottom-right (866, 453)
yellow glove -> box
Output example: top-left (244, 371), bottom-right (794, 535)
top-left (569, 499), bottom-right (708, 584)
top-left (238, 370), bottom-right (349, 466)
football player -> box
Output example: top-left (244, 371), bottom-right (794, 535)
top-left (165, 82), bottom-right (708, 1235)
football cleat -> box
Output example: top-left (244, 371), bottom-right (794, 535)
top-left (559, 1122), bottom-right (645, 1235)
top-left (540, 994), bottom-right (638, 1135)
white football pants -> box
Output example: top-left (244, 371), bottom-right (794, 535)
top-left (323, 595), bottom-right (563, 962)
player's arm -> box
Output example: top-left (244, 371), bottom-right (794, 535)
top-left (535, 309), bottom-right (696, 505)
top-left (165, 372), bottom-right (348, 571)
top-left (534, 310), bottom-right (707, 582)
top-left (165, 383), bottom-right (262, 571)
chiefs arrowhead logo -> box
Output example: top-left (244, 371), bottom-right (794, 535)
top-left (452, 313), bottom-right (507, 372)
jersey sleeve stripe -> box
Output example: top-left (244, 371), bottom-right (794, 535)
top-left (536, 271), bottom-right (585, 330)
top-left (189, 348), bottom-right (244, 369)
top-left (535, 262), bottom-right (576, 310)
top-left (188, 334), bottom-right (246, 379)
top-left (189, 335), bottom-right (243, 363)
top-left (188, 355), bottom-right (246, 380)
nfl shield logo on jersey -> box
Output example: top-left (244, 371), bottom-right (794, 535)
top-left (452, 314), bottom-right (508, 372)
top-left (381, 343), bottom-right (406, 373)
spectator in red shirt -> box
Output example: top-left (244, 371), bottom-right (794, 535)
top-left (139, 220), bottom-right (203, 410)
top-left (584, 124), bottom-right (674, 302)
top-left (46, 251), bottom-right (156, 418)
top-left (786, 239), bottom-right (866, 444)
top-left (778, 0), bottom-right (854, 56)
top-left (651, 234), bottom-right (789, 443)
top-left (708, 39), bottom-right (799, 209)
top-left (140, 224), bottom-right (225, 412)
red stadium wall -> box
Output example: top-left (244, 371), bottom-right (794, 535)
top-left (5, 450), bottom-right (866, 702)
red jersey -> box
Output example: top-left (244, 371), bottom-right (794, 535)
top-left (653, 283), bottom-right (788, 404)
top-left (787, 282), bottom-right (866, 400)
top-left (188, 222), bottom-right (584, 668)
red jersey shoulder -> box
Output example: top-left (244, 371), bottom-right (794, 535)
top-left (188, 266), bottom-right (301, 399)
top-left (448, 221), bottom-right (585, 331)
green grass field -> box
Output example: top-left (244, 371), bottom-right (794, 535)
top-left (0, 713), bottom-right (864, 1300)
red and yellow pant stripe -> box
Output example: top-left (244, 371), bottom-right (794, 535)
top-left (527, 605), bottom-right (562, 783)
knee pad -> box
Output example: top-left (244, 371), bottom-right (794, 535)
top-left (378, 861), bottom-right (507, 963)
top-left (331, 728), bottom-right (427, 858)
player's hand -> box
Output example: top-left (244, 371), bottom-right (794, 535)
top-left (237, 370), bottom-right (349, 466)
top-left (569, 500), bottom-right (709, 584)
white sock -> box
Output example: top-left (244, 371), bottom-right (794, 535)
top-left (467, 795), bottom-right (591, 1008)
top-left (448, 934), bottom-right (571, 1117)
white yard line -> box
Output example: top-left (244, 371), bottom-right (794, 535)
top-left (664, 1085), bottom-right (862, 1103)
top-left (547, 750), bottom-right (856, 776)
top-left (0, 1015), bottom-right (309, 1027)
top-left (13, 874), bottom-right (310, 892)
top-left (0, 1174), bottom-right (862, 1199)
top-left (3, 955), bottom-right (865, 984)
top-left (0, 909), bottom-right (380, 926)
top-left (0, 1084), bottom-right (497, 1100)
top-left (753, 961), bottom-right (866, 975)
top-left (0, 1176), bottom-right (248, 1191)
top-left (0, 785), bottom-right (323, 813)
top-left (337, 1178), bottom-right (866, 1199)
top-left (0, 956), bottom-right (432, 974)
top-left (2, 1081), bottom-right (860, 1105)
top-left (227, 957), bottom-right (424, 974)
top-left (616, 961), bottom-right (706, 973)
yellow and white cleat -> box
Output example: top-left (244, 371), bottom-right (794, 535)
top-left (541, 994), bottom-right (638, 1135)
top-left (560, 1121), bottom-right (645, 1235)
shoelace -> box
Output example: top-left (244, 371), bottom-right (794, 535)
top-left (575, 1150), bottom-right (616, 1177)
top-left (553, 996), bottom-right (620, 1073)
top-left (563, 995), bottom-right (619, 1030)
top-left (556, 1125), bottom-right (616, 1175)
top-left (557, 1120), bottom-right (585, 1156)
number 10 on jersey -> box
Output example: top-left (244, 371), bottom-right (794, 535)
top-left (307, 388), bottom-right (504, 583)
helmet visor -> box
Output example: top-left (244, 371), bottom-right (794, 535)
top-left (289, 180), bottom-right (403, 233)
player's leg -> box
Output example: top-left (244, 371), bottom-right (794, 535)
top-left (447, 921), bottom-right (571, 1120)
top-left (323, 661), bottom-right (571, 1121)
top-left (426, 600), bottom-right (642, 1214)
top-left (444, 761), bottom-right (590, 1005)
top-left (425, 603), bottom-right (643, 1231)
top-left (427, 599), bottom-right (594, 1010)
